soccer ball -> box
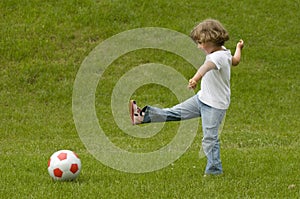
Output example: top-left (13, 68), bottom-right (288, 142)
top-left (48, 150), bottom-right (81, 181)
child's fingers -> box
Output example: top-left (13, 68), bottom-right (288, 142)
top-left (187, 83), bottom-right (196, 90)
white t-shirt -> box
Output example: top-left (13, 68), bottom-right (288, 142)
top-left (197, 47), bottom-right (232, 110)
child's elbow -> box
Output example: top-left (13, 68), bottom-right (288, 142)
top-left (232, 61), bottom-right (239, 66)
top-left (232, 58), bottom-right (240, 66)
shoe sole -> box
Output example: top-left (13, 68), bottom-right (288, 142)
top-left (129, 100), bottom-right (135, 125)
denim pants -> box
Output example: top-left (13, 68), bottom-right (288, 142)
top-left (142, 95), bottom-right (226, 175)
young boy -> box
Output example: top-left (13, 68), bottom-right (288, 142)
top-left (129, 19), bottom-right (244, 176)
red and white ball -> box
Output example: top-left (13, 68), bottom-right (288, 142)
top-left (48, 150), bottom-right (81, 181)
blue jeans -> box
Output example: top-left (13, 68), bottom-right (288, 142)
top-left (142, 95), bottom-right (226, 175)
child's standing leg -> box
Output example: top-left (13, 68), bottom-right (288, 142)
top-left (200, 102), bottom-right (226, 175)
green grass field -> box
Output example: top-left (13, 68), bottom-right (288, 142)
top-left (1, 0), bottom-right (299, 198)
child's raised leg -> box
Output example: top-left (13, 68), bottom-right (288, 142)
top-left (130, 95), bottom-right (201, 125)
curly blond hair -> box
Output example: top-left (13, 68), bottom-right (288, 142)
top-left (190, 19), bottom-right (229, 46)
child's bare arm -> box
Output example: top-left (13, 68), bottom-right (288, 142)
top-left (188, 61), bottom-right (216, 89)
top-left (232, 39), bottom-right (244, 66)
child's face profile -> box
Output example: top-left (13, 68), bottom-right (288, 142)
top-left (197, 41), bottom-right (203, 49)
top-left (197, 41), bottom-right (208, 54)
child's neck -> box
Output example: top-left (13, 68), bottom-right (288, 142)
top-left (208, 45), bottom-right (223, 54)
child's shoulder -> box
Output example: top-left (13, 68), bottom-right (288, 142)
top-left (206, 49), bottom-right (232, 67)
top-left (208, 48), bottom-right (231, 58)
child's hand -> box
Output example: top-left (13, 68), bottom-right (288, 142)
top-left (232, 39), bottom-right (244, 66)
top-left (237, 39), bottom-right (244, 50)
top-left (188, 79), bottom-right (197, 90)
